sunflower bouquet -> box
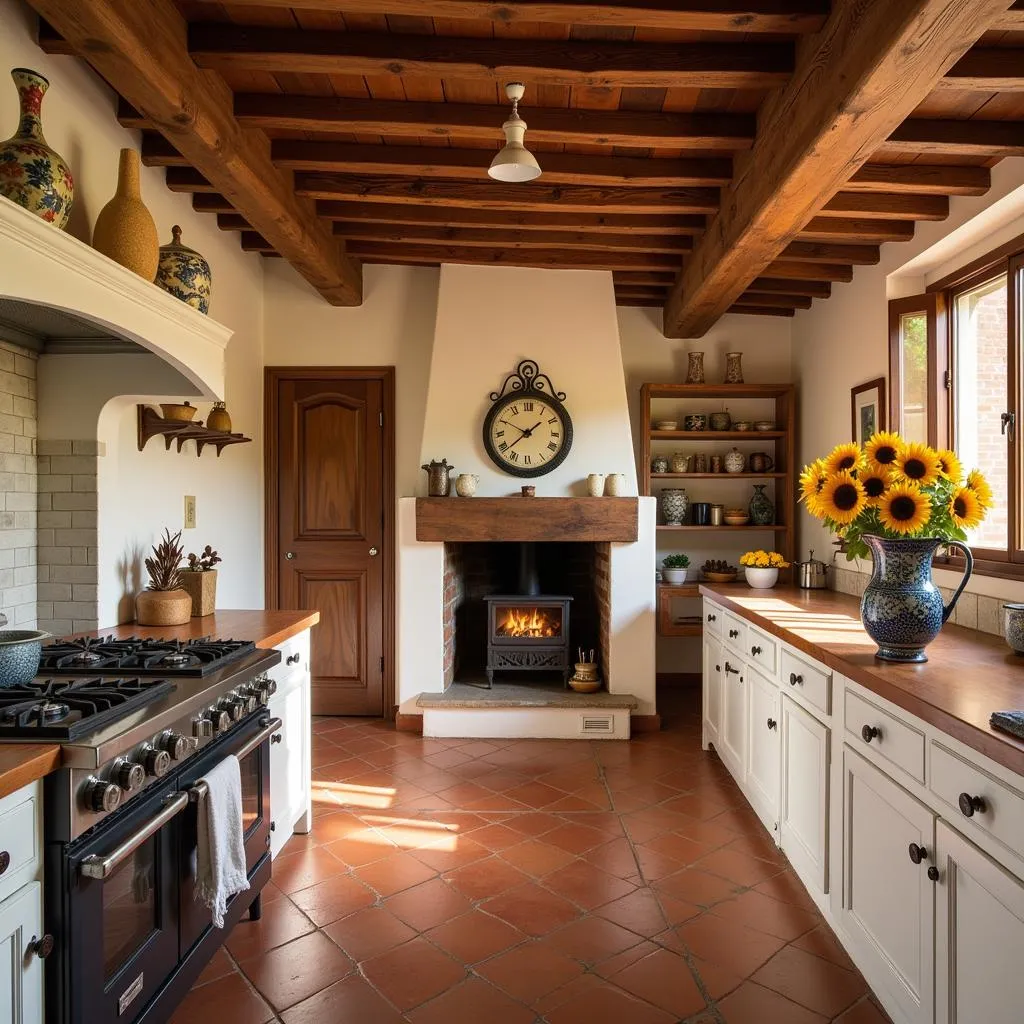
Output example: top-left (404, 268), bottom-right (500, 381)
top-left (799, 432), bottom-right (990, 561)
top-left (739, 550), bottom-right (790, 569)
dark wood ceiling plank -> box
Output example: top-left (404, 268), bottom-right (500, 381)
top-left (797, 217), bottom-right (916, 242)
top-left (750, 277), bottom-right (831, 296)
top-left (763, 260), bottom-right (854, 282)
top-left (819, 191), bottom-right (949, 220)
top-left (777, 240), bottom-right (879, 264)
top-left (729, 304), bottom-right (796, 316)
top-left (188, 24), bottom-right (794, 88)
top-left (614, 271), bottom-right (676, 284)
top-left (740, 290), bottom-right (813, 308)
top-left (192, 194), bottom-right (236, 213)
top-left (887, 118), bottom-right (1024, 156)
top-left (27, 0), bottom-right (362, 305)
top-left (846, 163), bottom-right (990, 196)
top-left (991, 0), bottom-right (1024, 27)
top-left (662, 0), bottom-right (1013, 337)
top-left (938, 46), bottom-right (1024, 91)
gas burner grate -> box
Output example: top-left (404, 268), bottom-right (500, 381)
top-left (39, 637), bottom-right (258, 676)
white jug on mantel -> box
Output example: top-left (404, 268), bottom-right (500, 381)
top-left (455, 473), bottom-right (479, 497)
top-left (587, 473), bottom-right (605, 496)
top-left (605, 473), bottom-right (626, 496)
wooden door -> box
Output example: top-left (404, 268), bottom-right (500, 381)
top-left (266, 370), bottom-right (394, 716)
top-left (745, 664), bottom-right (780, 832)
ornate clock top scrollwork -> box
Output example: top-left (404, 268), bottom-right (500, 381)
top-left (489, 358), bottom-right (567, 404)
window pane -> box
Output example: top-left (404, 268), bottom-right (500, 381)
top-left (899, 311), bottom-right (929, 443)
top-left (954, 274), bottom-right (1008, 551)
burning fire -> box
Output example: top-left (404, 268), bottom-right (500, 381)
top-left (497, 607), bottom-right (560, 638)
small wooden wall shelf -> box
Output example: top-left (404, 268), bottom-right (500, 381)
top-left (137, 405), bottom-right (252, 457)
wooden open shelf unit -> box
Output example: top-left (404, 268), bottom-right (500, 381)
top-left (137, 405), bottom-right (253, 457)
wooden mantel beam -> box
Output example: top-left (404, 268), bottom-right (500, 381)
top-left (27, 0), bottom-right (361, 305)
top-left (662, 0), bottom-right (1014, 338)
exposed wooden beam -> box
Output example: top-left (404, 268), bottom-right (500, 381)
top-left (230, 93), bottom-right (755, 151)
top-left (992, 0), bottom-right (1024, 27)
top-left (615, 272), bottom-right (676, 284)
top-left (886, 119), bottom-right (1024, 157)
top-left (28, 0), bottom-right (361, 306)
top-left (762, 261), bottom-right (853, 282)
top-left (845, 163), bottom-right (990, 196)
top-left (751, 277), bottom-right (831, 297)
top-left (192, 194), bottom-right (235, 214)
top-left (183, 0), bottom-right (830, 33)
top-left (217, 214), bottom-right (252, 231)
top-left (188, 24), bottom-right (794, 89)
top-left (295, 174), bottom-right (721, 213)
top-left (165, 168), bottom-right (219, 193)
top-left (938, 47), bottom-right (1024, 91)
top-left (741, 291), bottom-right (813, 308)
top-left (777, 241), bottom-right (879, 265)
top-left (271, 139), bottom-right (732, 186)
top-left (662, 0), bottom-right (1013, 337)
top-left (240, 232), bottom-right (275, 253)
top-left (618, 296), bottom-right (668, 306)
top-left (819, 192), bottom-right (949, 221)
top-left (730, 304), bottom-right (796, 317)
top-left (797, 217), bottom-right (916, 242)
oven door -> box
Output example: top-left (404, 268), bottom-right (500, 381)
top-left (179, 713), bottom-right (275, 956)
top-left (60, 781), bottom-right (184, 1024)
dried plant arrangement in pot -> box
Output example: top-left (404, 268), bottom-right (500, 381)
top-left (135, 528), bottom-right (192, 625)
top-left (179, 544), bottom-right (222, 618)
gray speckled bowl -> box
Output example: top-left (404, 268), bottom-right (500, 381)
top-left (0, 630), bottom-right (49, 687)
top-left (1003, 604), bottom-right (1024, 655)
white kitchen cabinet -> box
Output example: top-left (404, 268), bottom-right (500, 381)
top-left (780, 694), bottom-right (830, 896)
top-left (702, 634), bottom-right (722, 750)
top-left (935, 821), bottom-right (1024, 1024)
top-left (0, 881), bottom-right (44, 1024)
top-left (841, 747), bottom-right (935, 1024)
top-left (744, 664), bottom-right (780, 833)
top-left (719, 654), bottom-right (746, 779)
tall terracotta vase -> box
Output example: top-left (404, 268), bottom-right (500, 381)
top-left (92, 149), bottom-right (159, 279)
top-left (0, 68), bottom-right (74, 229)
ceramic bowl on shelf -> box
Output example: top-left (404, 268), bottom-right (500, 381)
top-left (684, 414), bottom-right (707, 431)
top-left (702, 570), bottom-right (738, 583)
top-left (723, 510), bottom-right (750, 525)
top-left (159, 401), bottom-right (197, 422)
top-left (655, 420), bottom-right (678, 431)
top-left (732, 420), bottom-right (752, 431)
top-left (754, 420), bottom-right (776, 431)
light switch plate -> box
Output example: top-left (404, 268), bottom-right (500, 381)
top-left (184, 495), bottom-right (197, 529)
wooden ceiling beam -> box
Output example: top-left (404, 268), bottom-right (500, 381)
top-left (271, 139), bottom-right (732, 186)
top-left (192, 194), bottom-right (235, 214)
top-left (730, 304), bottom-right (796, 317)
top-left (183, 0), bottom-right (829, 34)
top-left (845, 163), bottom-right (990, 196)
top-left (27, 0), bottom-right (361, 306)
top-left (188, 24), bottom-right (794, 89)
top-left (165, 168), bottom-right (219, 193)
top-left (751, 277), bottom-right (831, 297)
top-left (217, 214), bottom-right (253, 231)
top-left (295, 174), bottom-right (721, 213)
top-left (777, 241), bottom-right (879, 264)
top-left (662, 0), bottom-right (1013, 338)
top-left (938, 47), bottom-right (1024, 91)
top-left (992, 0), bottom-right (1024, 27)
top-left (763, 261), bottom-right (854, 282)
top-left (886, 119), bottom-right (1024, 157)
top-left (740, 291), bottom-right (813, 308)
top-left (240, 232), bottom-right (275, 253)
top-left (615, 272), bottom-right (677, 286)
top-left (315, 200), bottom-right (706, 234)
top-left (231, 94), bottom-right (755, 151)
top-left (797, 217), bottom-right (916, 242)
top-left (819, 192), bottom-right (949, 221)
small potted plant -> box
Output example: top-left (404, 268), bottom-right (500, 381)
top-left (661, 553), bottom-right (690, 585)
top-left (179, 544), bottom-right (222, 618)
top-left (135, 528), bottom-right (192, 625)
top-left (739, 549), bottom-right (790, 589)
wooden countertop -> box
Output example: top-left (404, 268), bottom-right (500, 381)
top-left (700, 584), bottom-right (1024, 775)
top-left (83, 609), bottom-right (321, 649)
top-left (0, 743), bottom-right (61, 800)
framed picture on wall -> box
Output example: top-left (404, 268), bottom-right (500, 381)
top-left (851, 377), bottom-right (886, 445)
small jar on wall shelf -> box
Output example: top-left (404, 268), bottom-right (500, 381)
top-left (206, 402), bottom-right (232, 433)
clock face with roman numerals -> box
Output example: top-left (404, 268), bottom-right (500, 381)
top-left (482, 391), bottom-right (573, 477)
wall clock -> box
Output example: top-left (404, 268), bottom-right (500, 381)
top-left (483, 358), bottom-right (573, 477)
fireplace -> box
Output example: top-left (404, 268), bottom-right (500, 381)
top-left (485, 594), bottom-right (573, 687)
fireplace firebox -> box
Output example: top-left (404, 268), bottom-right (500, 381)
top-left (484, 595), bottom-right (573, 687)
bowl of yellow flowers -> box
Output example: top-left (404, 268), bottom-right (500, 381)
top-left (800, 432), bottom-right (989, 663)
top-left (739, 550), bottom-right (790, 589)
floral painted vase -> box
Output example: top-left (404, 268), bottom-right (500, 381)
top-left (860, 535), bottom-right (973, 663)
top-left (660, 488), bottom-right (688, 526)
top-left (748, 484), bottom-right (775, 525)
top-left (0, 69), bottom-right (74, 229)
top-left (156, 225), bottom-right (212, 313)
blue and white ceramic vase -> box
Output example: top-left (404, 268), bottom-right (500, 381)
top-left (660, 488), bottom-right (688, 526)
top-left (0, 69), bottom-right (74, 229)
top-left (860, 534), bottom-right (973, 663)
top-left (156, 225), bottom-right (212, 313)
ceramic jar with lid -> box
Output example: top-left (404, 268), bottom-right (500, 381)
top-left (670, 452), bottom-right (690, 474)
top-left (651, 454), bottom-right (669, 474)
top-left (724, 447), bottom-right (746, 473)
top-left (709, 410), bottom-right (731, 431)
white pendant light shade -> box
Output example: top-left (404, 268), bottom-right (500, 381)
top-left (488, 83), bottom-right (542, 182)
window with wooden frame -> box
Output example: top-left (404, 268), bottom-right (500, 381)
top-left (889, 236), bottom-right (1023, 578)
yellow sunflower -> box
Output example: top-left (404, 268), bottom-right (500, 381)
top-left (966, 468), bottom-right (993, 509)
top-left (949, 486), bottom-right (984, 531)
top-left (818, 470), bottom-right (866, 525)
top-left (799, 459), bottom-right (828, 515)
top-left (823, 442), bottom-right (864, 477)
top-left (894, 441), bottom-right (941, 487)
top-left (878, 482), bottom-right (931, 535)
top-left (859, 462), bottom-right (891, 507)
top-left (936, 449), bottom-right (963, 483)
top-left (864, 431), bottom-right (901, 468)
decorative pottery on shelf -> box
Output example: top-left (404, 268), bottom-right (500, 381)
top-left (206, 402), bottom-right (232, 433)
top-left (860, 535), bottom-right (972, 663)
top-left (179, 569), bottom-right (217, 618)
top-left (586, 473), bottom-right (605, 496)
top-left (724, 351), bottom-right (744, 384)
top-left (651, 454), bottom-right (669, 474)
top-left (455, 473), bottom-right (479, 497)
top-left (156, 225), bottom-right (212, 313)
top-left (91, 148), bottom-right (158, 279)
top-left (748, 484), bottom-right (775, 525)
top-left (744, 567), bottom-right (778, 589)
top-left (685, 351), bottom-right (705, 384)
top-left (724, 447), bottom-right (746, 473)
top-left (1003, 604), bottom-right (1024, 654)
top-left (660, 488), bottom-right (688, 525)
top-left (604, 472), bottom-right (626, 496)
top-left (422, 459), bottom-right (455, 496)
top-left (135, 589), bottom-right (192, 626)
top-left (0, 69), bottom-right (74, 228)
top-left (670, 452), bottom-right (689, 474)
top-left (709, 409), bottom-right (731, 431)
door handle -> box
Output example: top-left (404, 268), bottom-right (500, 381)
top-left (80, 791), bottom-right (189, 879)
top-left (369, 547), bottom-right (379, 557)
top-left (285, 551), bottom-right (295, 560)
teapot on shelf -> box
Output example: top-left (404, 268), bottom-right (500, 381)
top-left (422, 459), bottom-right (455, 497)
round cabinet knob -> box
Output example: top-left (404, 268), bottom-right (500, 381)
top-left (707, 613), bottom-right (716, 622)
top-left (861, 724), bottom-right (881, 744)
top-left (789, 673), bottom-right (803, 686)
top-left (958, 792), bottom-right (987, 817)
top-left (908, 842), bottom-right (929, 865)
top-left (28, 934), bottom-right (54, 960)
top-left (84, 777), bottom-right (122, 813)
top-left (286, 653), bottom-right (301, 666)
top-left (112, 759), bottom-right (145, 792)
top-left (158, 731), bottom-right (190, 761)
top-left (751, 645), bottom-right (763, 657)
top-left (927, 866), bottom-right (940, 882)
top-left (767, 718), bottom-right (778, 731)
top-left (0, 850), bottom-right (10, 876)
top-left (140, 745), bottom-right (171, 778)
top-left (729, 629), bottom-right (739, 638)
top-left (271, 733), bottom-right (283, 744)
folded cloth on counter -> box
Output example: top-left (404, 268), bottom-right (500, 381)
top-left (195, 754), bottom-right (249, 928)
top-left (990, 711), bottom-right (1024, 740)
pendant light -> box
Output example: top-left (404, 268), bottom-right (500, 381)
top-left (488, 82), bottom-right (542, 183)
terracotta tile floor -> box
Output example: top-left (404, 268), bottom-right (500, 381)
top-left (170, 691), bottom-right (892, 1024)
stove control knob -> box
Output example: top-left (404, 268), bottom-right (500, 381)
top-left (84, 777), bottom-right (122, 814)
top-left (192, 717), bottom-right (213, 739)
top-left (158, 731), bottom-right (190, 761)
top-left (236, 690), bottom-right (258, 714)
top-left (140, 744), bottom-right (171, 778)
top-left (112, 758), bottom-right (145, 793)
top-left (254, 675), bottom-right (277, 701)
top-left (209, 708), bottom-right (231, 733)
top-left (219, 698), bottom-right (245, 722)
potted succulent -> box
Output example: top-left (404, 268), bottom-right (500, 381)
top-left (661, 553), bottom-right (690, 585)
top-left (135, 528), bottom-right (192, 625)
top-left (179, 544), bottom-right (222, 618)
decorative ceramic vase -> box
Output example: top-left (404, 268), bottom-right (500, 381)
top-left (651, 455), bottom-right (669, 474)
top-left (1003, 603), bottom-right (1024, 654)
top-left (745, 567), bottom-right (779, 590)
top-left (692, 453), bottom-right (708, 473)
top-left (660, 488), bottom-right (688, 526)
top-left (605, 472), bottom-right (626, 496)
top-left (587, 473), bottom-right (605, 496)
top-left (156, 225), bottom-right (212, 313)
top-left (422, 459), bottom-right (454, 496)
top-left (135, 588), bottom-right (192, 626)
top-left (92, 148), bottom-right (159, 279)
top-left (206, 402), bottom-right (232, 433)
top-left (860, 535), bottom-right (972, 663)
top-left (0, 69), bottom-right (74, 229)
top-left (724, 351), bottom-right (744, 384)
top-left (709, 410), bottom-right (731, 431)
top-left (670, 452), bottom-right (690, 473)
top-left (179, 570), bottom-right (217, 617)
top-left (685, 351), bottom-right (705, 384)
top-left (748, 484), bottom-right (775, 525)
top-left (684, 414), bottom-right (707, 432)
top-left (455, 473), bottom-right (479, 497)
top-left (724, 447), bottom-right (746, 473)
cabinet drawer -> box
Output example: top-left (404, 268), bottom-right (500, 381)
top-left (0, 786), bottom-right (40, 905)
top-left (844, 689), bottom-right (925, 783)
top-left (746, 625), bottom-right (778, 676)
top-left (703, 602), bottom-right (723, 637)
top-left (723, 611), bottom-right (747, 651)
top-left (266, 630), bottom-right (310, 686)
top-left (780, 648), bottom-right (831, 716)
top-left (930, 742), bottom-right (1024, 864)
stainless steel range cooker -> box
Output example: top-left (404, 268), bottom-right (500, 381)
top-left (0, 637), bottom-right (283, 1024)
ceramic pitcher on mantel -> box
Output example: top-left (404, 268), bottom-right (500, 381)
top-left (422, 459), bottom-right (455, 496)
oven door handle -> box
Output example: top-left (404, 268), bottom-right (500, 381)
top-left (188, 716), bottom-right (283, 803)
top-left (80, 791), bottom-right (189, 880)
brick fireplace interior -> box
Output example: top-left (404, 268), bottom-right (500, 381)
top-left (442, 541), bottom-right (610, 689)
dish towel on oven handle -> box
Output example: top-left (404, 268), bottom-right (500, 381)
top-left (195, 754), bottom-right (250, 928)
